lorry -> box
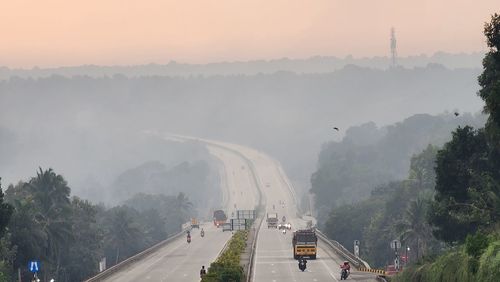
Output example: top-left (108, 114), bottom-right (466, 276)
top-left (292, 229), bottom-right (318, 259)
top-left (213, 210), bottom-right (227, 227)
top-left (267, 212), bottom-right (279, 228)
top-left (191, 218), bottom-right (199, 229)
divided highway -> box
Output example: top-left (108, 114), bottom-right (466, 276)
top-left (203, 141), bottom-right (377, 282)
top-left (100, 135), bottom-right (377, 281)
top-left (100, 141), bottom-right (260, 281)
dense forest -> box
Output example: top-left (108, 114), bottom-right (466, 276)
top-left (319, 14), bottom-right (500, 281)
top-left (311, 112), bottom-right (486, 223)
top-left (0, 63), bottom-right (484, 198)
top-left (0, 169), bottom-right (195, 282)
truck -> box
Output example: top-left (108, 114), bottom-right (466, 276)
top-left (213, 210), bottom-right (227, 227)
top-left (267, 213), bottom-right (279, 228)
top-left (292, 229), bottom-right (318, 259)
top-left (191, 218), bottom-right (199, 229)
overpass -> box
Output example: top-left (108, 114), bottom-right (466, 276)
top-left (88, 136), bottom-right (377, 281)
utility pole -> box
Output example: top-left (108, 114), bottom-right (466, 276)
top-left (390, 27), bottom-right (397, 68)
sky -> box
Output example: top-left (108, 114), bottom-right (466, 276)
top-left (1, 0), bottom-right (498, 68)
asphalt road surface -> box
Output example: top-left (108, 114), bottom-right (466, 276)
top-left (101, 141), bottom-right (260, 282)
top-left (204, 141), bottom-right (377, 282)
top-left (102, 136), bottom-right (376, 281)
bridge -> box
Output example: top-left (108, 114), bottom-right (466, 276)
top-left (87, 136), bottom-right (378, 282)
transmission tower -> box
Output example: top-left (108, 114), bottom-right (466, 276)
top-left (390, 27), bottom-right (397, 68)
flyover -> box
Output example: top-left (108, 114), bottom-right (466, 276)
top-left (96, 135), bottom-right (377, 281)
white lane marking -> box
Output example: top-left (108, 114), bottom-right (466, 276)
top-left (319, 257), bottom-right (339, 282)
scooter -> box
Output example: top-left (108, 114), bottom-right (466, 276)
top-left (298, 259), bottom-right (307, 272)
top-left (340, 269), bottom-right (349, 280)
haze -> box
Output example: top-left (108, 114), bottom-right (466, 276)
top-left (2, 0), bottom-right (498, 68)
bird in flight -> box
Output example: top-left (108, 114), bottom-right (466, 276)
top-left (333, 127), bottom-right (339, 131)
top-left (454, 112), bottom-right (460, 116)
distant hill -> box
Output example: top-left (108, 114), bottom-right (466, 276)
top-left (0, 64), bottom-right (485, 198)
top-left (0, 52), bottom-right (484, 79)
top-left (311, 112), bottom-right (487, 213)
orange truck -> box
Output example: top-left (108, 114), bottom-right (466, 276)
top-left (292, 229), bottom-right (318, 259)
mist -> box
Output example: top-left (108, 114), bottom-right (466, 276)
top-left (0, 59), bottom-right (484, 203)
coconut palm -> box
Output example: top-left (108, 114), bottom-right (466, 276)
top-left (396, 195), bottom-right (433, 261)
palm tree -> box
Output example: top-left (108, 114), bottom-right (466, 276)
top-left (27, 168), bottom-right (73, 279)
top-left (104, 207), bottom-right (142, 264)
top-left (396, 195), bottom-right (433, 261)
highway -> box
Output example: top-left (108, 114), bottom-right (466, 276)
top-left (101, 136), bottom-right (377, 281)
top-left (205, 141), bottom-right (377, 282)
top-left (101, 142), bottom-right (260, 281)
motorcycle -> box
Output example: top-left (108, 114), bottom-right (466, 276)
top-left (340, 269), bottom-right (349, 280)
top-left (201, 230), bottom-right (205, 237)
top-left (298, 259), bottom-right (307, 272)
top-left (187, 235), bottom-right (191, 243)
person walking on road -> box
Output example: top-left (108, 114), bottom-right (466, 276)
top-left (200, 265), bottom-right (207, 279)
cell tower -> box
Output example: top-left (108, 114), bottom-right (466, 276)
top-left (390, 27), bottom-right (397, 68)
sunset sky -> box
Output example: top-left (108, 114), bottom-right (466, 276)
top-left (1, 0), bottom-right (498, 68)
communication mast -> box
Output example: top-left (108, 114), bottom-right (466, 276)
top-left (390, 27), bottom-right (397, 68)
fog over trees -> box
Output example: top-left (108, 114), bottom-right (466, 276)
top-left (0, 61), bottom-right (484, 202)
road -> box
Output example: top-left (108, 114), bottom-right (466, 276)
top-left (203, 141), bottom-right (377, 282)
top-left (101, 142), bottom-right (260, 281)
top-left (101, 136), bottom-right (377, 281)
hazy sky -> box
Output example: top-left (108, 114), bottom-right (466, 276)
top-left (1, 0), bottom-right (498, 68)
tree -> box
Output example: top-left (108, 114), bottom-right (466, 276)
top-left (396, 194), bottom-right (434, 261)
top-left (429, 14), bottom-right (500, 244)
top-left (102, 206), bottom-right (143, 264)
top-left (63, 197), bottom-right (103, 281)
top-left (27, 168), bottom-right (73, 279)
top-left (429, 126), bottom-right (493, 243)
top-left (478, 13), bottom-right (500, 161)
top-left (0, 178), bottom-right (13, 237)
top-left (0, 178), bottom-right (14, 281)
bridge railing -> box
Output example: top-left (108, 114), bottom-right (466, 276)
top-left (315, 229), bottom-right (371, 270)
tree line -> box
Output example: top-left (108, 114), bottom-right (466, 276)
top-left (318, 13), bottom-right (500, 280)
top-left (0, 169), bottom-right (194, 282)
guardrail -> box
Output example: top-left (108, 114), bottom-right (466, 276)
top-left (315, 229), bottom-right (371, 270)
top-left (246, 215), bottom-right (264, 282)
top-left (84, 226), bottom-right (190, 282)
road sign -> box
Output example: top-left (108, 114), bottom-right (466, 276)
top-left (390, 240), bottom-right (401, 250)
top-left (28, 260), bottom-right (40, 273)
top-left (353, 240), bottom-right (360, 257)
top-left (236, 210), bottom-right (256, 220)
top-left (231, 218), bottom-right (247, 230)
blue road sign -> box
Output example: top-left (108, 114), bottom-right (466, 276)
top-left (28, 260), bottom-right (40, 273)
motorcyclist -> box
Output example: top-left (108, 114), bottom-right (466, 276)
top-left (340, 261), bottom-right (350, 279)
top-left (298, 258), bottom-right (307, 271)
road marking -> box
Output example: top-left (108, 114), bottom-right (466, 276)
top-left (319, 257), bottom-right (339, 282)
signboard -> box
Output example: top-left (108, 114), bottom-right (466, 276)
top-left (28, 260), bottom-right (40, 273)
top-left (99, 257), bottom-right (107, 272)
top-left (353, 240), bottom-right (360, 257)
top-left (231, 218), bottom-right (247, 230)
top-left (390, 240), bottom-right (401, 250)
top-left (237, 210), bottom-right (255, 220)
